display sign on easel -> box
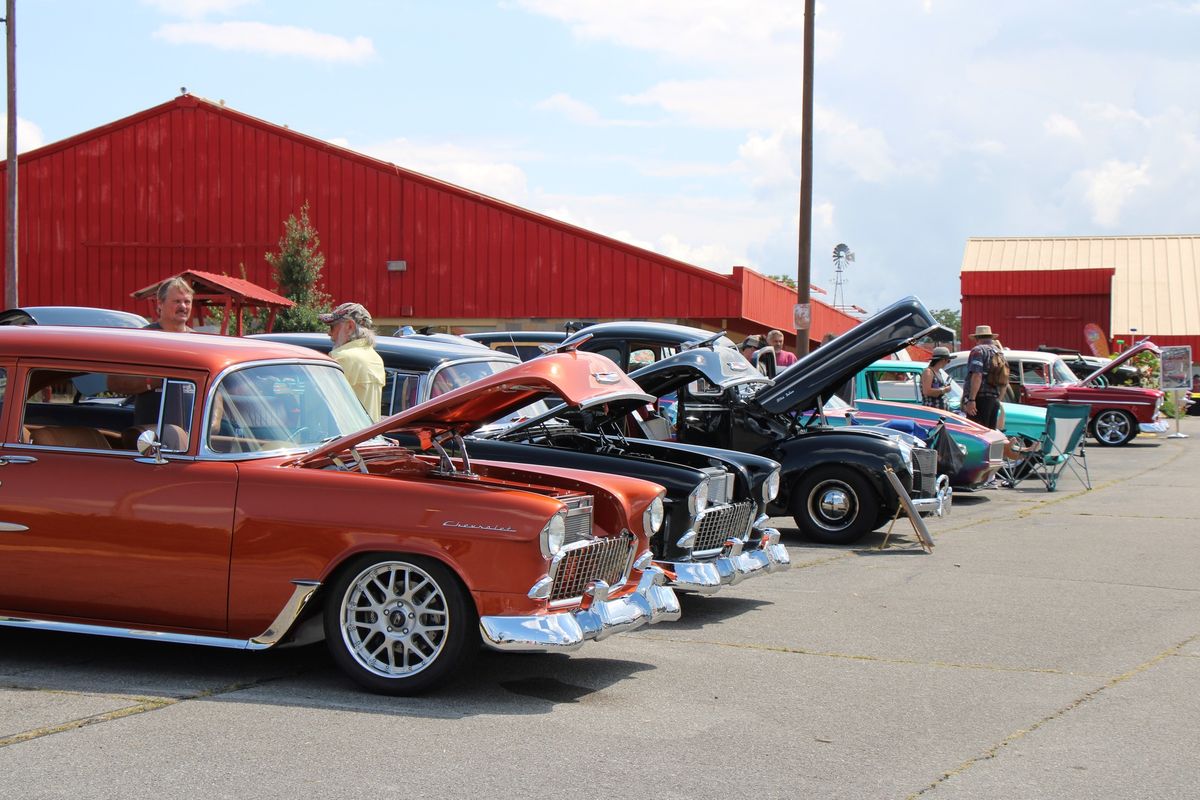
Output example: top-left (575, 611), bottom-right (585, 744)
top-left (879, 466), bottom-right (935, 553)
top-left (1160, 346), bottom-right (1192, 439)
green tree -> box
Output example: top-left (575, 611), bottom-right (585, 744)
top-left (266, 202), bottom-right (333, 332)
top-left (767, 274), bottom-right (798, 289)
top-left (931, 307), bottom-right (961, 343)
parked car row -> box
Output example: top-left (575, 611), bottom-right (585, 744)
top-left (6, 294), bottom-right (1165, 696)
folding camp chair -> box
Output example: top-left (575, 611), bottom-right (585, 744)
top-left (1005, 402), bottom-right (1091, 491)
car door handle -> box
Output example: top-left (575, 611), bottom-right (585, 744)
top-left (0, 455), bottom-right (38, 465)
top-left (0, 522), bottom-right (29, 532)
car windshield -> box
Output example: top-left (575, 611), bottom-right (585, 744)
top-left (430, 359), bottom-right (552, 422)
top-left (208, 363), bottom-right (374, 455)
top-left (1050, 357), bottom-right (1079, 386)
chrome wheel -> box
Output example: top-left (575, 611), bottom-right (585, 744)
top-left (808, 480), bottom-right (857, 532)
top-left (792, 468), bottom-right (880, 545)
top-left (1092, 409), bottom-right (1135, 447)
top-left (324, 555), bottom-right (474, 694)
top-left (340, 561), bottom-right (449, 677)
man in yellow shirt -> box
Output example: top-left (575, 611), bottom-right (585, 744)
top-left (319, 302), bottom-right (386, 422)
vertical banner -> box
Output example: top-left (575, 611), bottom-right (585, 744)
top-left (1159, 345), bottom-right (1192, 439)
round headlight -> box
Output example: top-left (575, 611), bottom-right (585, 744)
top-left (643, 495), bottom-right (665, 534)
top-left (688, 480), bottom-right (710, 518)
top-left (762, 468), bottom-right (781, 503)
top-left (540, 511), bottom-right (566, 558)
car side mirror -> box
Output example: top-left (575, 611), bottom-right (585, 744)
top-left (136, 429), bottom-right (166, 464)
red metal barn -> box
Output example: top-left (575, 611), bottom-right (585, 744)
top-left (0, 94), bottom-right (861, 347)
top-left (961, 236), bottom-right (1200, 356)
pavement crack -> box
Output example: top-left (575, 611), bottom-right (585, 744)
top-left (905, 632), bottom-right (1200, 798)
top-left (0, 673), bottom-right (297, 749)
top-left (634, 633), bottom-right (1082, 676)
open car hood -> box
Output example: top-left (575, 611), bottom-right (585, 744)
top-left (498, 346), bottom-right (769, 436)
top-left (1080, 340), bottom-right (1158, 386)
top-left (753, 296), bottom-right (951, 416)
top-left (294, 351), bottom-right (653, 465)
top-left (629, 346), bottom-right (771, 398)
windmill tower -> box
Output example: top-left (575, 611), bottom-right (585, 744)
top-left (831, 243), bottom-right (855, 311)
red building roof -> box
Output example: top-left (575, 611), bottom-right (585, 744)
top-left (1, 94), bottom-right (860, 346)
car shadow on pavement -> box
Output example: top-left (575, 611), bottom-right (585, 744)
top-left (660, 593), bottom-right (771, 632)
top-left (0, 626), bottom-right (658, 718)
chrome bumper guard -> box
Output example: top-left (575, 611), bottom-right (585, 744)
top-left (657, 521), bottom-right (791, 593)
top-left (479, 564), bottom-right (681, 653)
top-left (908, 475), bottom-right (953, 518)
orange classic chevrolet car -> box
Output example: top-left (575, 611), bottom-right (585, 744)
top-left (0, 328), bottom-right (679, 694)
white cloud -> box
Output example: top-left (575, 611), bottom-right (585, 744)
top-left (142, 0), bottom-right (256, 17)
top-left (1044, 113), bottom-right (1082, 140)
top-left (154, 22), bottom-right (375, 63)
top-left (534, 92), bottom-right (652, 127)
top-left (516, 0), bottom-right (805, 69)
top-left (0, 116), bottom-right (46, 154)
top-left (536, 93), bottom-right (602, 125)
top-left (1079, 160), bottom-right (1151, 226)
top-left (815, 108), bottom-right (898, 183)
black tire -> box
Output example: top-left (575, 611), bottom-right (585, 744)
top-left (1090, 409), bottom-right (1137, 447)
top-left (791, 467), bottom-right (881, 545)
top-left (323, 554), bottom-right (476, 695)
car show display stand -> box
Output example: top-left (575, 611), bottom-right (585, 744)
top-left (879, 466), bottom-right (934, 553)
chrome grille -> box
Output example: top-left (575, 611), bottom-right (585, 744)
top-left (562, 495), bottom-right (594, 545)
top-left (693, 501), bottom-right (755, 554)
top-left (549, 531), bottom-right (636, 602)
top-left (910, 448), bottom-right (938, 497)
top-left (699, 467), bottom-right (734, 505)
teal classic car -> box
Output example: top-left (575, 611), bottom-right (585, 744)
top-left (856, 360), bottom-right (1047, 441)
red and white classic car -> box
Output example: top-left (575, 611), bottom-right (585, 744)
top-left (948, 344), bottom-right (1167, 446)
top-left (0, 328), bottom-right (679, 694)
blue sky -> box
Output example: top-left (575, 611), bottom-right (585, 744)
top-left (5, 0), bottom-right (1200, 312)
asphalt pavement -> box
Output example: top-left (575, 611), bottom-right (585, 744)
top-left (2, 419), bottom-right (1198, 799)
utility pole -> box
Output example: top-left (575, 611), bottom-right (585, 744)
top-left (793, 0), bottom-right (814, 357)
top-left (3, 0), bottom-right (15, 308)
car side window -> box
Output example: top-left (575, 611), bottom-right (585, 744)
top-left (593, 346), bottom-right (624, 370)
top-left (946, 364), bottom-right (967, 383)
top-left (383, 369), bottom-right (421, 416)
top-left (874, 371), bottom-right (920, 402)
top-left (1023, 362), bottom-right (1049, 386)
top-left (21, 369), bottom-right (195, 453)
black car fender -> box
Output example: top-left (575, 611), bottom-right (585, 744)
top-left (765, 428), bottom-right (909, 516)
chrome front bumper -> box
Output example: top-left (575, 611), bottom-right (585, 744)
top-left (479, 564), bottom-right (680, 653)
top-left (908, 475), bottom-right (953, 518)
top-left (658, 516), bottom-right (792, 593)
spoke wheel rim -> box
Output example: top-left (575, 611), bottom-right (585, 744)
top-left (1095, 411), bottom-right (1130, 444)
top-left (339, 561), bottom-right (450, 678)
top-left (808, 480), bottom-right (858, 532)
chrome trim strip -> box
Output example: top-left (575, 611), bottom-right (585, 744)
top-left (0, 579), bottom-right (322, 651)
top-left (0, 522), bottom-right (29, 532)
top-left (247, 580), bottom-right (322, 649)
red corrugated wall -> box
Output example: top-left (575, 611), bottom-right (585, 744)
top-left (962, 268), bottom-right (1113, 352)
top-left (0, 96), bottom-right (765, 324)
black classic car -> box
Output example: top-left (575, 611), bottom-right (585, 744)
top-left (0, 305), bottom-right (149, 328)
top-left (555, 297), bottom-right (954, 544)
top-left (253, 333), bottom-right (790, 593)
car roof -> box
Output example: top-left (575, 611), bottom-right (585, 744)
top-left (564, 320), bottom-right (730, 347)
top-left (464, 330), bottom-right (566, 344)
top-left (253, 332), bottom-right (518, 371)
top-left (0, 305), bottom-right (149, 328)
top-left (1, 326), bottom-right (333, 373)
